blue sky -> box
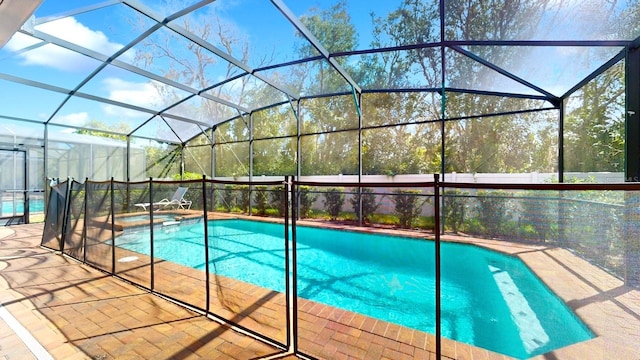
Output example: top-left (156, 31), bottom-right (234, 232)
top-left (0, 0), bottom-right (633, 142)
top-left (0, 0), bottom-right (407, 141)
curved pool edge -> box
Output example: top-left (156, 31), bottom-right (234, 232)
top-left (211, 214), bottom-right (639, 359)
top-left (111, 212), bottom-right (639, 358)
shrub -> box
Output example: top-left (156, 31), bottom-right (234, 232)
top-left (270, 185), bottom-right (287, 217)
top-left (172, 171), bottom-right (203, 180)
top-left (236, 185), bottom-right (250, 213)
top-left (350, 187), bottom-right (380, 223)
top-left (519, 190), bottom-right (557, 241)
top-left (393, 189), bottom-right (423, 228)
top-left (475, 190), bottom-right (513, 238)
top-left (206, 186), bottom-right (217, 211)
top-left (254, 185), bottom-right (269, 215)
top-left (443, 189), bottom-right (468, 232)
top-left (221, 185), bottom-right (234, 212)
top-left (298, 186), bottom-right (317, 218)
top-left (323, 187), bottom-right (345, 220)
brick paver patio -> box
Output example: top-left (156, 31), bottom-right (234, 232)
top-left (1, 221), bottom-right (639, 359)
top-left (0, 224), bottom-right (293, 360)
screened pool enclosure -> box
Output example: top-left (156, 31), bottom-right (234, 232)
top-left (2, 0), bottom-right (640, 359)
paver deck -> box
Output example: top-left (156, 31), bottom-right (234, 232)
top-left (0, 224), bottom-right (294, 360)
top-left (1, 221), bottom-right (639, 359)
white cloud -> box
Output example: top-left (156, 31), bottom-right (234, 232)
top-left (104, 78), bottom-right (162, 106)
top-left (4, 32), bottom-right (41, 51)
top-left (5, 17), bottom-right (130, 71)
top-left (101, 77), bottom-right (165, 119)
top-left (55, 112), bottom-right (90, 130)
top-left (38, 17), bottom-right (119, 53)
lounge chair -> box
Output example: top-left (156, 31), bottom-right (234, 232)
top-left (135, 187), bottom-right (192, 211)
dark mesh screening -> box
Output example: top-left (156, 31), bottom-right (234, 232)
top-left (625, 191), bottom-right (640, 287)
top-left (62, 180), bottom-right (85, 260)
top-left (114, 181), bottom-right (152, 288)
top-left (441, 187), bottom-right (634, 281)
top-left (293, 181), bottom-right (437, 360)
top-left (556, 190), bottom-right (625, 276)
top-left (41, 180), bottom-right (69, 251)
top-left (210, 181), bottom-right (290, 216)
top-left (83, 181), bottom-right (113, 271)
top-left (206, 179), bottom-right (289, 345)
top-left (151, 180), bottom-right (207, 309)
top-left (252, 183), bottom-right (285, 217)
top-left (212, 183), bottom-right (246, 213)
top-left (293, 183), bottom-right (436, 230)
top-left (43, 177), bottom-right (640, 358)
top-left (437, 184), bottom-right (640, 357)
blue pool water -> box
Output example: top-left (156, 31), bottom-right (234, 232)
top-left (1, 199), bottom-right (44, 216)
top-left (115, 219), bottom-right (593, 358)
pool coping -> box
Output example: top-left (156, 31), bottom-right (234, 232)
top-left (212, 213), bottom-right (640, 359)
top-left (92, 209), bottom-right (203, 231)
top-left (2, 217), bottom-right (638, 359)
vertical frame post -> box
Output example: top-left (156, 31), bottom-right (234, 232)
top-left (180, 144), bottom-right (185, 180)
top-left (149, 178), bottom-right (155, 291)
top-left (23, 150), bottom-right (29, 224)
top-left (290, 177), bottom-right (298, 354)
top-left (249, 113), bottom-right (254, 215)
top-left (296, 100), bottom-right (301, 186)
top-left (126, 135), bottom-right (131, 182)
top-left (60, 177), bottom-right (73, 254)
top-left (625, 45), bottom-right (640, 286)
top-left (202, 175), bottom-right (211, 313)
top-left (626, 45), bottom-right (640, 181)
top-left (82, 177), bottom-right (89, 264)
top-left (355, 89), bottom-right (364, 227)
top-left (434, 174), bottom-right (441, 359)
top-left (44, 124), bottom-right (49, 213)
top-left (283, 176), bottom-right (291, 350)
top-left (111, 178), bottom-right (116, 275)
top-left (211, 126), bottom-right (217, 178)
top-left (558, 100), bottom-right (565, 183)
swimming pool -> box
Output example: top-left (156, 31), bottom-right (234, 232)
top-left (1, 199), bottom-right (44, 216)
top-left (115, 219), bottom-right (593, 358)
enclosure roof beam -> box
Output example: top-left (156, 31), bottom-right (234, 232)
top-left (24, 3), bottom-right (252, 124)
top-left (123, 0), bottom-right (300, 101)
top-left (270, 0), bottom-right (362, 94)
top-left (19, 19), bottom-right (249, 135)
top-left (34, 0), bottom-right (123, 25)
top-left (561, 49), bottom-right (626, 99)
top-left (27, 28), bottom-right (252, 115)
top-left (25, 19), bottom-right (165, 125)
top-left (449, 45), bottom-right (558, 102)
top-left (630, 35), bottom-right (640, 50)
top-left (0, 70), bottom-right (214, 132)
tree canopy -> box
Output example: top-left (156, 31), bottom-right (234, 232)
top-left (132, 0), bottom-right (629, 178)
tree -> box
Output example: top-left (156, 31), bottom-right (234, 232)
top-left (393, 189), bottom-right (423, 228)
top-left (298, 96), bottom-right (360, 174)
top-left (295, 2), bottom-right (361, 175)
top-left (323, 187), bottom-right (345, 220)
top-left (369, 1), bottom-right (562, 174)
top-left (130, 1), bottom-right (276, 177)
top-left (183, 131), bottom-right (213, 177)
top-left (252, 104), bottom-right (297, 176)
top-left (564, 63), bottom-right (625, 172)
top-left (350, 188), bottom-right (381, 222)
top-left (361, 93), bottom-right (442, 175)
top-left (74, 120), bottom-right (130, 141)
top-left (296, 0), bottom-right (358, 92)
